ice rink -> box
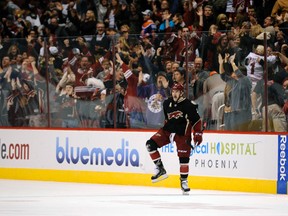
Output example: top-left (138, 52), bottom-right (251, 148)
top-left (0, 179), bottom-right (287, 216)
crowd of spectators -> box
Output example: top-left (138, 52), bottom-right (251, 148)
top-left (0, 0), bottom-right (287, 132)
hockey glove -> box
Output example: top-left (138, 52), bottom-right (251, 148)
top-left (193, 132), bottom-right (203, 146)
top-left (193, 120), bottom-right (203, 146)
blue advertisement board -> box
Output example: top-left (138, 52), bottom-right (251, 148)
top-left (277, 135), bottom-right (288, 194)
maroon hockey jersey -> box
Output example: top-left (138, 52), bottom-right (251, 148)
top-left (163, 97), bottom-right (200, 136)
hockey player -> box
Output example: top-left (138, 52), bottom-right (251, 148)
top-left (145, 82), bottom-right (203, 194)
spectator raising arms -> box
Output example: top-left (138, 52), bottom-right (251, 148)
top-left (0, 0), bottom-right (287, 132)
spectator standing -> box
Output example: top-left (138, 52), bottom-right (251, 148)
top-left (96, 58), bottom-right (112, 82)
top-left (103, 60), bottom-right (124, 94)
top-left (274, 31), bottom-right (287, 53)
top-left (7, 44), bottom-right (21, 62)
top-left (105, 82), bottom-right (128, 128)
top-left (158, 9), bottom-right (175, 33)
top-left (182, 0), bottom-right (198, 27)
top-left (91, 22), bottom-right (111, 59)
top-left (141, 9), bottom-right (157, 40)
top-left (94, 0), bottom-right (109, 23)
top-left (271, 0), bottom-right (288, 19)
top-left (55, 82), bottom-right (79, 128)
top-left (204, 32), bottom-right (231, 72)
top-left (128, 2), bottom-right (143, 35)
top-left (66, 55), bottom-right (97, 127)
top-left (163, 8), bottom-right (203, 65)
top-left (104, 0), bottom-right (121, 29)
top-left (252, 66), bottom-right (287, 132)
top-left (263, 16), bottom-right (276, 40)
top-left (173, 67), bottom-right (186, 86)
top-left (47, 17), bottom-right (68, 45)
top-left (116, 53), bottom-right (146, 128)
top-left (92, 89), bottom-right (108, 128)
top-left (276, 11), bottom-right (288, 37)
top-left (203, 70), bottom-right (226, 130)
top-left (169, 62), bottom-right (180, 85)
top-left (189, 57), bottom-right (209, 117)
top-left (0, 56), bottom-right (13, 126)
top-left (21, 79), bottom-right (41, 126)
top-left (202, 5), bottom-right (216, 33)
top-left (215, 13), bottom-right (231, 33)
top-left (172, 13), bottom-right (186, 33)
top-left (251, 0), bottom-right (274, 25)
top-left (7, 78), bottom-right (27, 126)
top-left (220, 53), bottom-right (252, 131)
top-left (244, 45), bottom-right (277, 90)
top-left (137, 71), bottom-right (170, 128)
top-left (68, 9), bottom-right (97, 41)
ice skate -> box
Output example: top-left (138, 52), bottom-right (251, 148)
top-left (180, 178), bottom-right (190, 195)
top-left (151, 165), bottom-right (168, 183)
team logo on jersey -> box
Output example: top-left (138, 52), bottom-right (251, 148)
top-left (168, 111), bottom-right (183, 119)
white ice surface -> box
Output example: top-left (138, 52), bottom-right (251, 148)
top-left (0, 179), bottom-right (287, 216)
